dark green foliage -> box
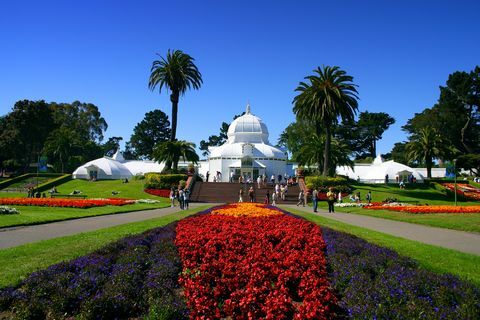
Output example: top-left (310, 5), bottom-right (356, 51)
top-left (144, 173), bottom-right (187, 189)
top-left (293, 65), bottom-right (359, 176)
top-left (456, 154), bottom-right (480, 176)
top-left (127, 110), bottom-right (171, 160)
top-left (153, 141), bottom-right (199, 172)
top-left (149, 49), bottom-right (203, 146)
top-left (305, 175), bottom-right (352, 193)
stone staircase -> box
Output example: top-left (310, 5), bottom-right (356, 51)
top-left (190, 182), bottom-right (301, 204)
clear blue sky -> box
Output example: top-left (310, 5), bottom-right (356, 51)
top-left (1, 0), bottom-right (478, 157)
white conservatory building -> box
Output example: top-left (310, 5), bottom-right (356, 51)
top-left (72, 104), bottom-right (290, 181)
top-left (204, 104), bottom-right (288, 182)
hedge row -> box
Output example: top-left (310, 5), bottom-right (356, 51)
top-left (144, 173), bottom-right (187, 190)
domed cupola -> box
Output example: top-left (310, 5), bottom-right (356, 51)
top-left (227, 103), bottom-right (269, 143)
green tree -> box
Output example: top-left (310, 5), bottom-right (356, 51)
top-left (404, 66), bottom-right (480, 155)
top-left (102, 137), bottom-right (123, 157)
top-left (199, 113), bottom-right (245, 157)
top-left (127, 110), bottom-right (171, 159)
top-left (148, 50), bottom-right (202, 144)
top-left (388, 142), bottom-right (412, 165)
top-left (293, 66), bottom-right (359, 175)
top-left (153, 140), bottom-right (199, 172)
top-left (356, 111), bottom-right (395, 157)
top-left (456, 154), bottom-right (480, 176)
top-left (43, 127), bottom-right (81, 173)
top-left (406, 126), bottom-right (452, 178)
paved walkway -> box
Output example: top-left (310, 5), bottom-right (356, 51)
top-left (0, 203), bottom-right (215, 249)
top-left (282, 205), bottom-right (480, 256)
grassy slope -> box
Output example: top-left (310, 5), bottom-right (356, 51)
top-left (321, 183), bottom-right (480, 233)
top-left (0, 205), bottom-right (212, 288)
top-left (0, 179), bottom-right (170, 228)
top-left (286, 207), bottom-right (480, 287)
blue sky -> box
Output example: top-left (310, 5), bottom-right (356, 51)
top-left (0, 0), bottom-right (478, 157)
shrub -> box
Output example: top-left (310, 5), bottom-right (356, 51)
top-left (305, 176), bottom-right (352, 194)
top-left (144, 173), bottom-right (187, 189)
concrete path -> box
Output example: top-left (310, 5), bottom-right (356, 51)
top-left (0, 203), bottom-right (215, 250)
top-left (282, 205), bottom-right (480, 256)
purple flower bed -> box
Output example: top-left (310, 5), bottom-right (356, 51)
top-left (0, 222), bottom-right (188, 319)
top-left (322, 227), bottom-right (480, 319)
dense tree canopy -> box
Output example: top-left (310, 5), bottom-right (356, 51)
top-left (403, 66), bottom-right (480, 156)
top-left (127, 110), bottom-right (171, 160)
top-left (153, 140), bottom-right (199, 172)
top-left (0, 100), bottom-right (108, 173)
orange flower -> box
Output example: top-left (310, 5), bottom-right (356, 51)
top-left (211, 203), bottom-right (282, 217)
top-left (365, 205), bottom-right (480, 214)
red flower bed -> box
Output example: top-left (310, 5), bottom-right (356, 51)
top-left (0, 198), bottom-right (134, 208)
top-left (365, 204), bottom-right (480, 214)
top-left (175, 206), bottom-right (337, 319)
top-left (442, 183), bottom-right (480, 201)
top-left (144, 188), bottom-right (171, 198)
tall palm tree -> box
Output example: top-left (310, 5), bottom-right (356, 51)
top-left (406, 126), bottom-right (452, 178)
top-left (293, 66), bottom-right (359, 176)
top-left (153, 140), bottom-right (199, 173)
top-left (148, 49), bottom-right (202, 143)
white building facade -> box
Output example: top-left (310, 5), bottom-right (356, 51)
top-left (203, 104), bottom-right (289, 182)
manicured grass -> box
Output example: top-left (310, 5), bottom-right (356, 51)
top-left (331, 205), bottom-right (480, 233)
top-left (0, 205), bottom-right (212, 288)
top-left (0, 201), bottom-right (170, 228)
top-left (54, 179), bottom-right (158, 199)
top-left (0, 179), bottom-right (170, 228)
top-left (285, 207), bottom-right (480, 287)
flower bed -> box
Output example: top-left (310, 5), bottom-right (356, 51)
top-left (144, 188), bottom-right (171, 198)
top-left (211, 202), bottom-right (282, 217)
top-left (0, 222), bottom-right (187, 319)
top-left (322, 226), bottom-right (480, 319)
top-left (0, 206), bottom-right (19, 215)
top-left (443, 183), bottom-right (480, 201)
top-left (365, 204), bottom-right (480, 213)
top-left (0, 198), bottom-right (135, 209)
top-left (176, 205), bottom-right (337, 319)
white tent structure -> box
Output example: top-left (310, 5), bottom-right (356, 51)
top-left (336, 155), bottom-right (424, 184)
top-left (72, 157), bottom-right (133, 180)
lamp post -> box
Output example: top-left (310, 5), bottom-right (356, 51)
top-left (453, 159), bottom-right (457, 206)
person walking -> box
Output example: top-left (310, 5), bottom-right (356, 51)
top-left (327, 187), bottom-right (336, 213)
top-left (270, 174), bottom-right (275, 185)
top-left (312, 187), bottom-right (319, 212)
top-left (248, 186), bottom-right (255, 202)
top-left (297, 189), bottom-right (305, 206)
top-left (271, 191), bottom-right (277, 206)
top-left (178, 189), bottom-right (184, 210)
top-left (338, 191), bottom-right (342, 203)
top-left (238, 188), bottom-right (244, 202)
top-left (230, 170), bottom-right (234, 183)
top-left (257, 175), bottom-right (262, 189)
top-left (366, 190), bottom-right (372, 204)
top-left (206, 171), bottom-right (210, 182)
top-left (265, 190), bottom-right (270, 204)
top-left (184, 189), bottom-right (189, 209)
top-left (169, 188), bottom-right (175, 207)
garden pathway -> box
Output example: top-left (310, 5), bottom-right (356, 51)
top-left (0, 203), bottom-right (215, 249)
top-left (282, 204), bottom-right (480, 256)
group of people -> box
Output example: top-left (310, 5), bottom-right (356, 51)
top-left (169, 187), bottom-right (190, 210)
top-left (27, 187), bottom-right (45, 198)
top-left (238, 186), bottom-right (256, 203)
top-left (205, 171), bottom-right (222, 183)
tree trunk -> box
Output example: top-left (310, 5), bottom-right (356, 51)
top-left (170, 92), bottom-right (179, 142)
top-left (460, 111), bottom-right (474, 153)
top-left (323, 125), bottom-right (331, 177)
top-left (372, 139), bottom-right (377, 158)
top-left (426, 155), bottom-right (432, 178)
top-left (314, 121), bottom-right (323, 173)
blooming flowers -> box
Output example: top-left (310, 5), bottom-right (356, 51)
top-left (211, 202), bottom-right (282, 217)
top-left (176, 206), bottom-right (337, 319)
top-left (0, 206), bottom-right (19, 214)
top-left (365, 204), bottom-right (480, 213)
top-left (144, 188), bottom-right (171, 197)
top-left (0, 197), bottom-right (134, 208)
top-left (443, 183), bottom-right (480, 200)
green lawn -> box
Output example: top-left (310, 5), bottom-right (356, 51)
top-left (0, 205), bottom-right (212, 288)
top-left (285, 207), bottom-right (480, 287)
top-left (0, 179), bottom-right (170, 228)
top-left (314, 183), bottom-right (480, 233)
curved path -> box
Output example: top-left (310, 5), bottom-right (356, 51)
top-left (282, 204), bottom-right (480, 256)
top-left (0, 203), bottom-right (215, 249)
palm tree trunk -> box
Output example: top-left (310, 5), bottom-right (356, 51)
top-left (426, 155), bottom-right (432, 178)
top-left (323, 125), bottom-right (331, 177)
top-left (170, 91), bottom-right (179, 142)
